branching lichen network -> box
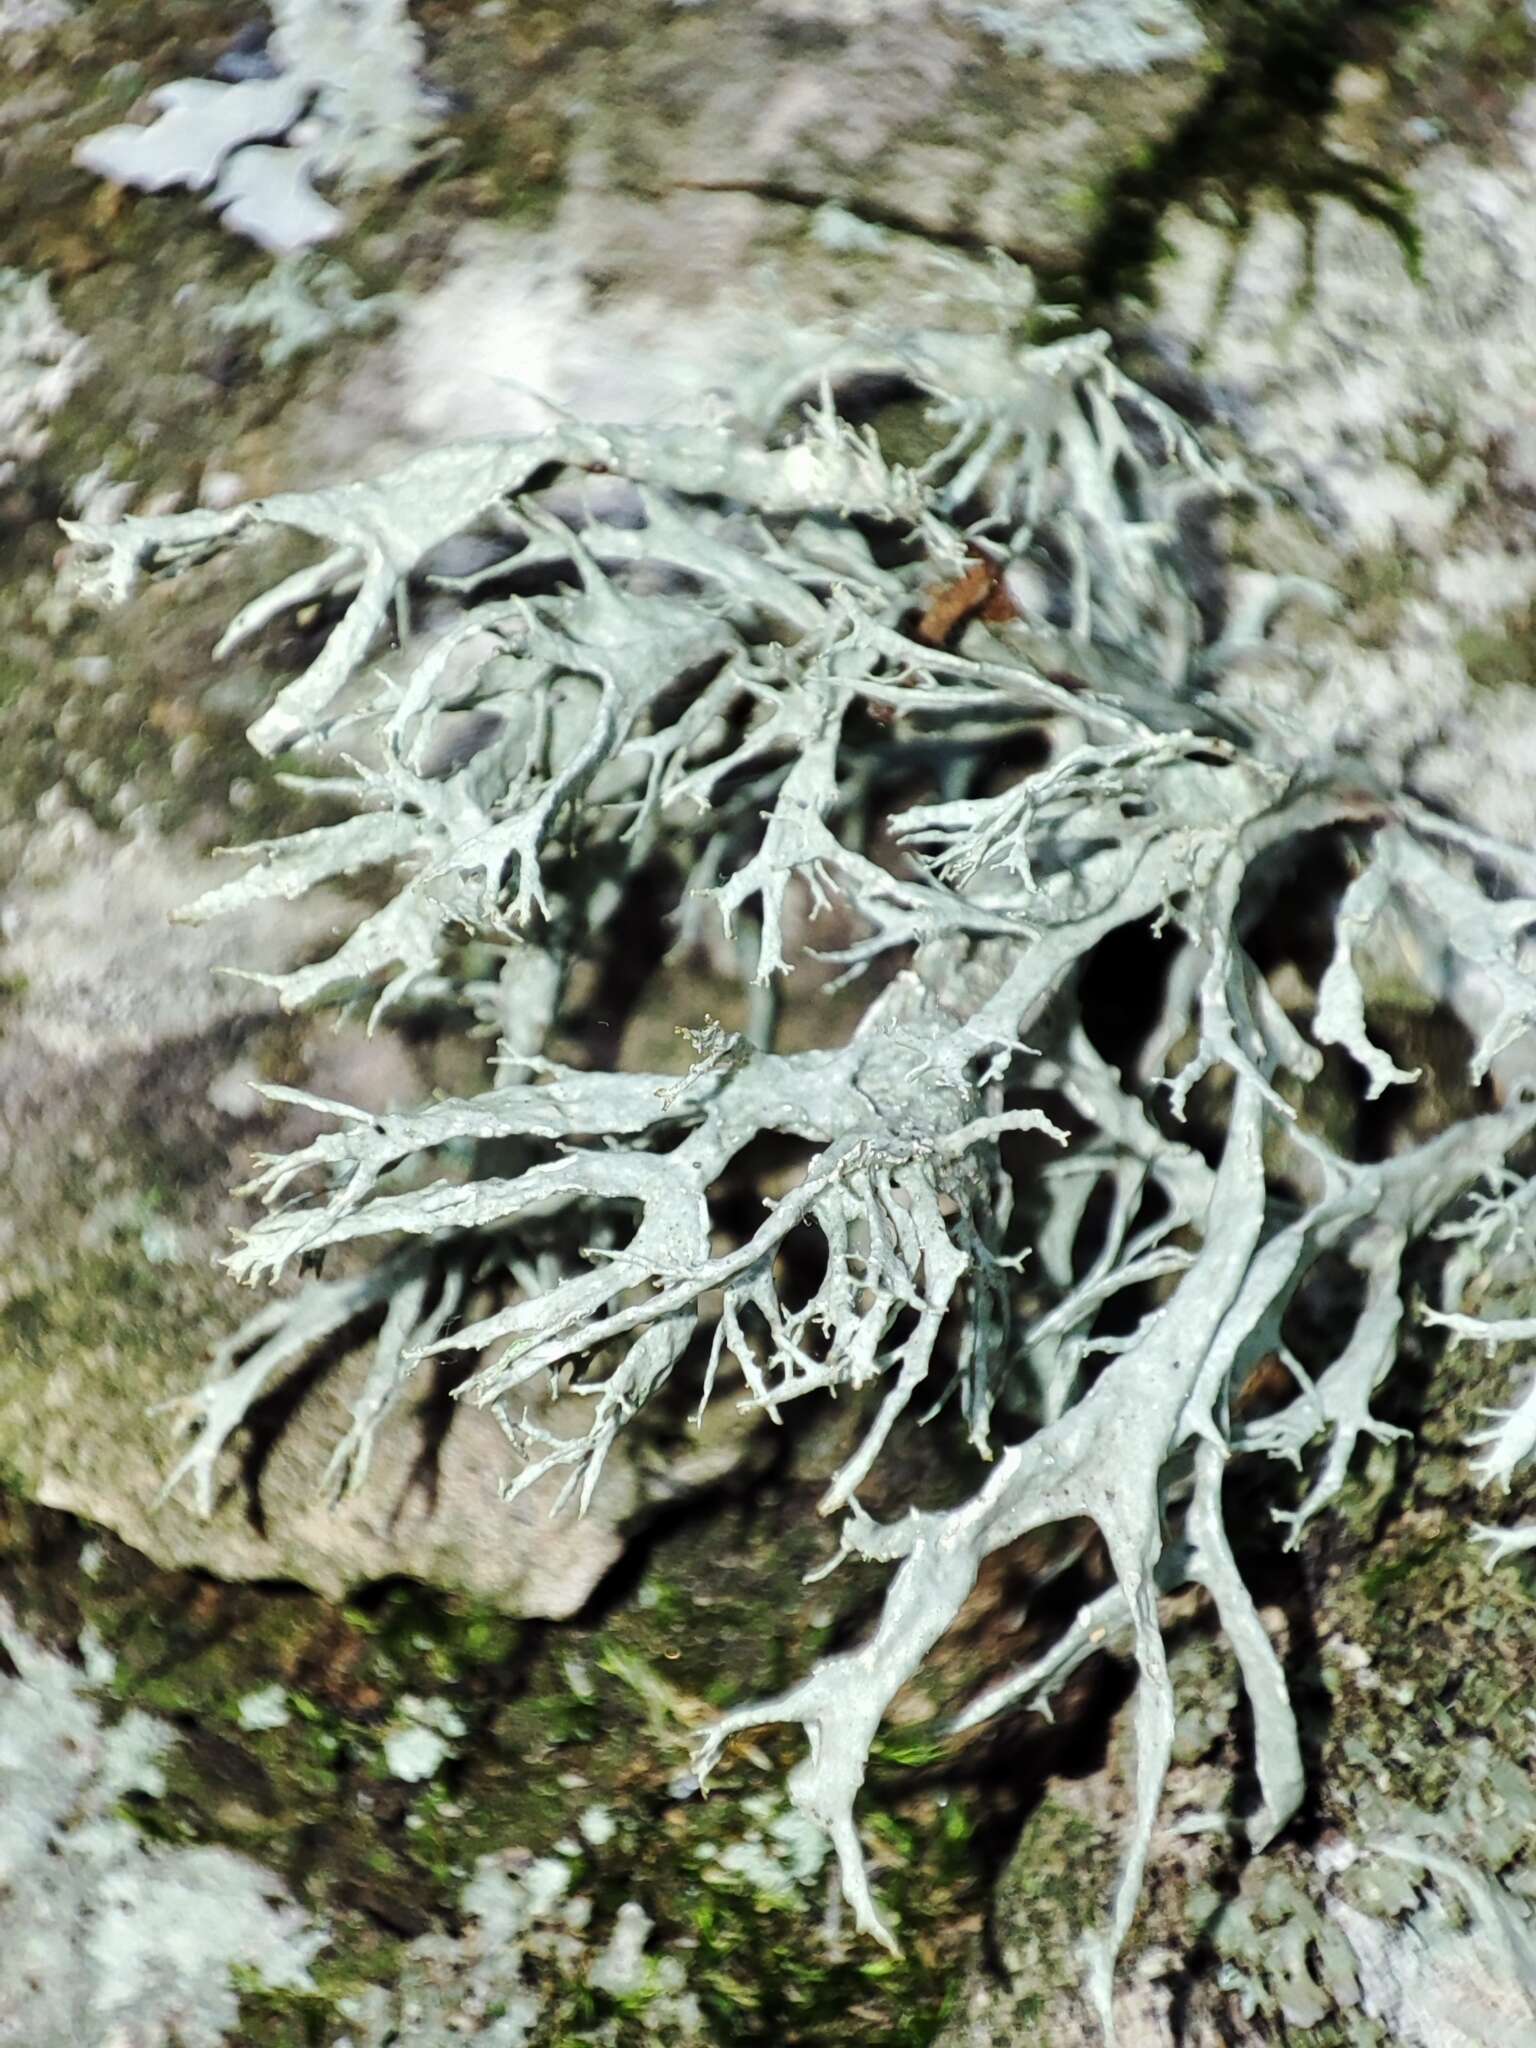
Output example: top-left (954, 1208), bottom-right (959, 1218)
top-left (66, 260), bottom-right (1536, 2033)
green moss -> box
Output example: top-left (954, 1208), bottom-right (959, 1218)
top-left (1458, 620), bottom-right (1536, 695)
top-left (0, 1454), bottom-right (999, 2045)
top-left (853, 396), bottom-right (958, 476)
top-left (226, 1975), bottom-right (340, 2048)
top-left (344, 1578), bottom-right (524, 1684)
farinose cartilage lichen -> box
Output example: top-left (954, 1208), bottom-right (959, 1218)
top-left (65, 261), bottom-right (1536, 2034)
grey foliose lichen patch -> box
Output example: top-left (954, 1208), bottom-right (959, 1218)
top-left (208, 255), bottom-right (400, 370)
top-left (941, 0), bottom-right (1205, 73)
top-left (340, 1778), bottom-right (833, 2046)
top-left (74, 0), bottom-right (438, 254)
top-left (337, 1851), bottom-right (707, 2047)
top-left (1207, 1741), bottom-right (1536, 2048)
top-left (64, 252), bottom-right (1536, 2032)
top-left (944, 1623), bottom-right (1536, 2046)
top-left (0, 1603), bottom-right (322, 2047)
top-left (0, 0), bottom-right (71, 29)
top-left (0, 266), bottom-right (89, 483)
top-left (381, 1693), bottom-right (467, 1783)
top-left (675, 0), bottom-right (1206, 75)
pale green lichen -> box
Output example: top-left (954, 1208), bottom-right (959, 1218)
top-left (1208, 1735), bottom-right (1536, 2045)
top-left (65, 257), bottom-right (1536, 2036)
top-left (338, 1849), bottom-right (706, 2046)
top-left (74, 1), bottom-right (437, 254)
top-left (943, 0), bottom-right (1205, 73)
top-left (0, 265), bottom-right (89, 482)
top-left (236, 1682), bottom-right (293, 1732)
top-left (382, 1694), bottom-right (468, 1783)
top-left (208, 255), bottom-right (400, 369)
top-left (0, 1604), bottom-right (323, 2046)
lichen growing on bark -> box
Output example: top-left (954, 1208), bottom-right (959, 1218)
top-left (66, 258), bottom-right (1536, 2032)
